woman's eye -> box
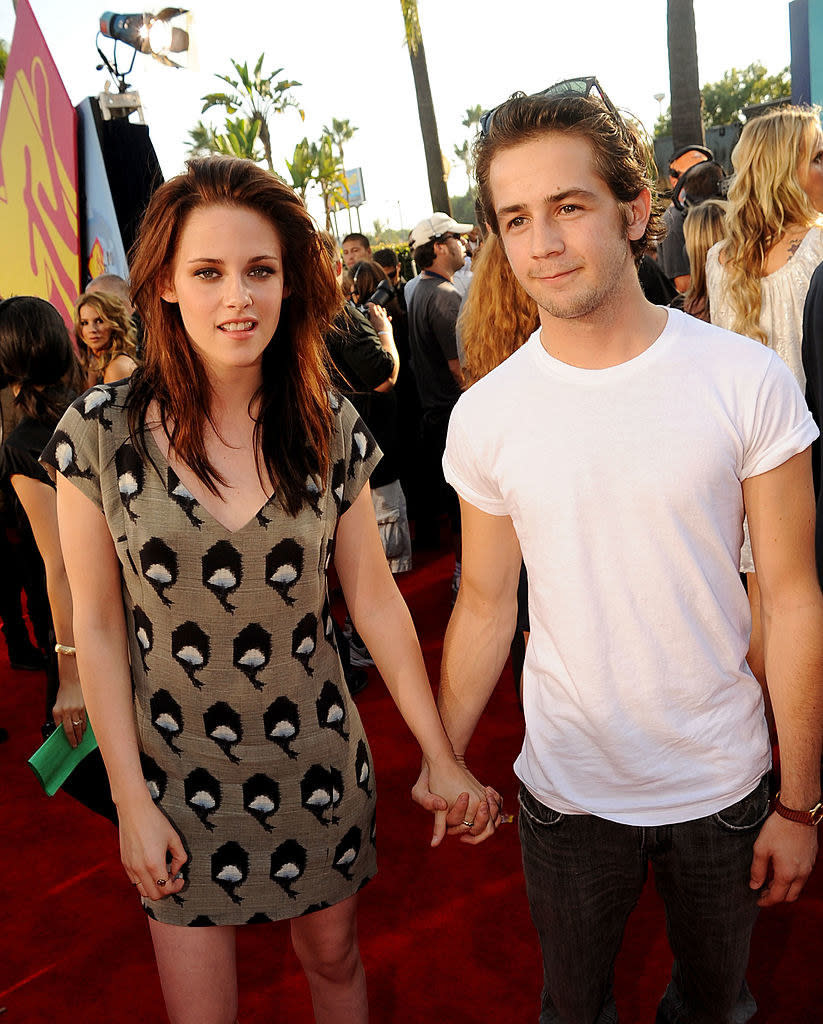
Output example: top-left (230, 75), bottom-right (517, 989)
top-left (194, 268), bottom-right (218, 279)
top-left (249, 265), bottom-right (275, 278)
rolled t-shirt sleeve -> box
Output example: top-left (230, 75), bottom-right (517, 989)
top-left (39, 392), bottom-right (105, 511)
top-left (741, 350), bottom-right (819, 480)
top-left (442, 399), bottom-right (508, 515)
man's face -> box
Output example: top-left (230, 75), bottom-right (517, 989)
top-left (435, 233), bottom-right (466, 273)
top-left (342, 240), bottom-right (370, 268)
top-left (489, 133), bottom-right (648, 324)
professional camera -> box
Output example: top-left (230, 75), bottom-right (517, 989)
top-left (356, 278), bottom-right (394, 315)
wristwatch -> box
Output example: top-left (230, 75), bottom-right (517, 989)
top-left (773, 792), bottom-right (823, 826)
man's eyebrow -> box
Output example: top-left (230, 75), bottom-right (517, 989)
top-left (496, 188), bottom-right (598, 217)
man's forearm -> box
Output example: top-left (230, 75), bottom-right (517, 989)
top-left (763, 597), bottom-right (823, 807)
top-left (438, 589), bottom-right (517, 756)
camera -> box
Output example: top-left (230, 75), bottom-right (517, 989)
top-left (357, 279), bottom-right (394, 314)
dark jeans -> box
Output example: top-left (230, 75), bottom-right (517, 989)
top-left (518, 776), bottom-right (769, 1024)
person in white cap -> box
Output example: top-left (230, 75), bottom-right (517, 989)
top-left (406, 213), bottom-right (472, 560)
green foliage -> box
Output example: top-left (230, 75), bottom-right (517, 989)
top-left (654, 61), bottom-right (792, 138)
top-left (186, 117), bottom-right (263, 162)
top-left (462, 105), bottom-right (483, 130)
top-left (199, 54), bottom-right (302, 170)
top-left (285, 137), bottom-right (317, 200)
top-left (0, 38), bottom-right (8, 81)
top-left (323, 117), bottom-right (358, 165)
top-left (449, 191), bottom-right (477, 225)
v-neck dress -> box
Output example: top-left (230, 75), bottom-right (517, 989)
top-left (41, 382), bottom-right (381, 926)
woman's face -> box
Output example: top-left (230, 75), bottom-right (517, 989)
top-left (161, 203), bottom-right (287, 377)
top-left (78, 304), bottom-right (113, 354)
top-left (798, 129), bottom-right (823, 213)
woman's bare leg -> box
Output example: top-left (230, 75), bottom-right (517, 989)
top-left (290, 894), bottom-right (367, 1023)
top-left (148, 918), bottom-right (238, 1024)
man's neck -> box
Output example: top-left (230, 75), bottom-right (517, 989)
top-left (424, 258), bottom-right (454, 283)
top-left (539, 279), bottom-right (668, 370)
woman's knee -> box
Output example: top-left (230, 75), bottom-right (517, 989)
top-left (290, 903), bottom-right (361, 984)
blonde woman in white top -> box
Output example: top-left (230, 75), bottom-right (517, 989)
top-left (706, 105), bottom-right (823, 707)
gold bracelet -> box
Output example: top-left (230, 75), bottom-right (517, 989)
top-left (54, 643), bottom-right (77, 656)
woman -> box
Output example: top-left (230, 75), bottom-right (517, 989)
top-left (45, 156), bottom-right (496, 1024)
top-left (74, 289), bottom-right (138, 387)
top-left (681, 198), bottom-right (727, 321)
top-left (0, 298), bottom-right (86, 746)
top-left (706, 105), bottom-right (823, 701)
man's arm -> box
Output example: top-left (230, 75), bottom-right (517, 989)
top-left (744, 448), bottom-right (823, 905)
top-left (412, 497), bottom-right (522, 842)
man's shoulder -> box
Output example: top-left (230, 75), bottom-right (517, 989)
top-left (666, 308), bottom-right (777, 376)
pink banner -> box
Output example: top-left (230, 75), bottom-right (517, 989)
top-left (0, 0), bottom-right (80, 326)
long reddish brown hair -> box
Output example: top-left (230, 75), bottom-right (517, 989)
top-left (128, 156), bottom-right (342, 515)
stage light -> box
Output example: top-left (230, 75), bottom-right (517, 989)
top-left (99, 9), bottom-right (190, 66)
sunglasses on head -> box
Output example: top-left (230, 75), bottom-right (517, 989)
top-left (480, 76), bottom-right (621, 137)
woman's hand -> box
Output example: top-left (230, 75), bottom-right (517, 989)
top-left (366, 302), bottom-right (392, 334)
top-left (118, 794), bottom-right (188, 901)
top-left (52, 657), bottom-right (87, 748)
top-left (414, 756), bottom-right (503, 847)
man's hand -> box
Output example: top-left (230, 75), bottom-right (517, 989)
top-left (750, 812), bottom-right (819, 906)
top-left (411, 758), bottom-right (503, 847)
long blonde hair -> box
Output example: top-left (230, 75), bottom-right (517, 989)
top-left (458, 234), bottom-right (539, 385)
top-left (720, 107), bottom-right (821, 344)
top-left (683, 199), bottom-right (727, 321)
top-left (73, 290), bottom-right (138, 376)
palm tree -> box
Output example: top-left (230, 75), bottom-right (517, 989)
top-left (323, 117), bottom-right (358, 169)
top-left (462, 105), bottom-right (483, 131)
top-left (285, 138), bottom-right (318, 203)
top-left (667, 0), bottom-right (705, 150)
top-left (399, 0), bottom-right (450, 213)
top-left (201, 54), bottom-right (302, 172)
top-left (314, 133), bottom-right (348, 231)
top-left (186, 120), bottom-right (221, 158)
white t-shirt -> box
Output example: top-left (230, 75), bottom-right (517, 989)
top-left (443, 308), bottom-right (818, 825)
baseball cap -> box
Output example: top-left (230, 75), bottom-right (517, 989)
top-left (409, 213), bottom-right (474, 249)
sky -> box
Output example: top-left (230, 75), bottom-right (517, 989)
top-left (0, 0), bottom-right (794, 235)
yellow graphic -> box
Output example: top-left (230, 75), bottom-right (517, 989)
top-left (88, 238), bottom-right (106, 279)
top-left (0, 55), bottom-right (80, 322)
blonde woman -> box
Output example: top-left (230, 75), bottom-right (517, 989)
top-left (706, 106), bottom-right (823, 699)
top-left (682, 199), bottom-right (727, 321)
top-left (73, 289), bottom-right (138, 387)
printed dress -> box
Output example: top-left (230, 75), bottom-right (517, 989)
top-left (41, 383), bottom-right (380, 926)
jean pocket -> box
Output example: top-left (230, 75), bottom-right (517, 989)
top-left (518, 784), bottom-right (566, 829)
top-left (711, 775), bottom-right (770, 833)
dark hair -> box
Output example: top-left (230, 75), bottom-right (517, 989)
top-left (373, 248), bottom-right (399, 271)
top-left (128, 156), bottom-right (342, 516)
top-left (412, 239), bottom-right (438, 269)
top-left (0, 296), bottom-right (81, 425)
top-left (342, 232), bottom-right (370, 249)
top-left (351, 260), bottom-right (388, 302)
top-left (474, 92), bottom-right (663, 264)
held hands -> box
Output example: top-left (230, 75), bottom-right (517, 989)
top-left (412, 756), bottom-right (503, 848)
top-left (750, 811), bottom-right (819, 906)
top-left (119, 795), bottom-right (188, 902)
top-left (52, 663), bottom-right (87, 749)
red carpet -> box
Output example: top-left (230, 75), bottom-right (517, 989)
top-left (1, 546), bottom-right (821, 1022)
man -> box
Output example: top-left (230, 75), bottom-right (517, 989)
top-left (657, 144), bottom-right (713, 293)
top-left (406, 212), bottom-right (472, 553)
top-left (341, 232), bottom-right (372, 269)
top-left (418, 91), bottom-right (823, 1022)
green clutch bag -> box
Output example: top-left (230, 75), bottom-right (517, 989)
top-left (28, 721), bottom-right (99, 796)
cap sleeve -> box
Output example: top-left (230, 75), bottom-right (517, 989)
top-left (39, 388), bottom-right (113, 510)
top-left (335, 395), bottom-right (382, 513)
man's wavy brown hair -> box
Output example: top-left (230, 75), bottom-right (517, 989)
top-left (127, 156), bottom-right (342, 516)
top-left (474, 92), bottom-right (664, 267)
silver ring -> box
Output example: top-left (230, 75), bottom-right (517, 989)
top-left (71, 719), bottom-right (82, 726)
top-left (156, 878), bottom-right (167, 887)
top-left (462, 820), bottom-right (474, 828)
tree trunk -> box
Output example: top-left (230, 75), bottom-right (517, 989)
top-left (407, 36), bottom-right (450, 214)
top-left (667, 0), bottom-right (705, 151)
